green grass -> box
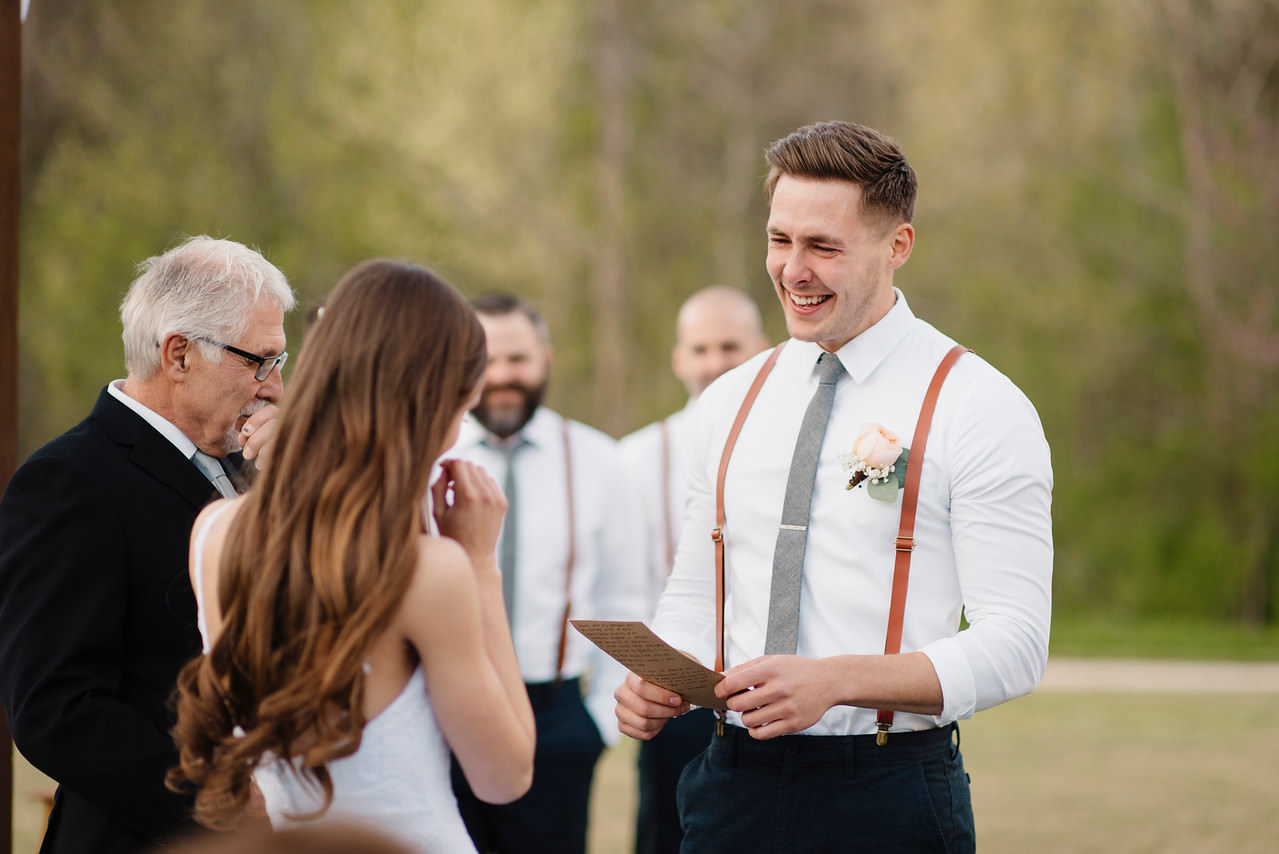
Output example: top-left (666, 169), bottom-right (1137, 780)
top-left (588, 691), bottom-right (1279, 854)
top-left (955, 691), bottom-right (1279, 854)
top-left (1048, 616), bottom-right (1279, 660)
top-left (12, 616), bottom-right (1279, 853)
top-left (12, 691), bottom-right (1279, 854)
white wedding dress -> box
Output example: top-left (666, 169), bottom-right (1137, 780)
top-left (192, 506), bottom-right (476, 854)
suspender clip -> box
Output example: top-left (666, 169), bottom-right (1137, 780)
top-left (876, 721), bottom-right (890, 746)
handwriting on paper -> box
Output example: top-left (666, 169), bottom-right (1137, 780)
top-left (570, 620), bottom-right (726, 710)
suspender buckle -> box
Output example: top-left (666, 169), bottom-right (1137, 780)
top-left (894, 536), bottom-right (915, 552)
top-left (876, 722), bottom-right (890, 746)
top-left (711, 527), bottom-right (724, 543)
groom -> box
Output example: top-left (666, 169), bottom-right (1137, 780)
top-left (613, 121), bottom-right (1053, 852)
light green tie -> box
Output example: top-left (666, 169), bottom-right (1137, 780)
top-left (191, 450), bottom-right (237, 498)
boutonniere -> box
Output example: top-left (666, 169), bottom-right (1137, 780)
top-left (841, 423), bottom-right (909, 502)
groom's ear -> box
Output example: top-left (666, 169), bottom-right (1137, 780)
top-left (887, 223), bottom-right (914, 271)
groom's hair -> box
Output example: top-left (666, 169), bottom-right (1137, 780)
top-left (764, 120), bottom-right (917, 231)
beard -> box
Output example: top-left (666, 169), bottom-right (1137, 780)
top-left (471, 379), bottom-right (547, 439)
top-left (222, 399), bottom-right (266, 454)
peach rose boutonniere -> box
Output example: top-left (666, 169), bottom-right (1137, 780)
top-left (842, 423), bottom-right (909, 502)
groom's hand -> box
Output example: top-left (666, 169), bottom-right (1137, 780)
top-left (718, 655), bottom-right (834, 739)
top-left (614, 672), bottom-right (690, 740)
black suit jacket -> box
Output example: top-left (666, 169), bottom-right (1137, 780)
top-left (0, 388), bottom-right (224, 854)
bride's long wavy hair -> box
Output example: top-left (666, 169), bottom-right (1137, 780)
top-left (167, 260), bottom-right (487, 829)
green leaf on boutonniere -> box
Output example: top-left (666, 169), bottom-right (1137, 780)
top-left (867, 477), bottom-right (900, 501)
top-left (892, 447), bottom-right (910, 489)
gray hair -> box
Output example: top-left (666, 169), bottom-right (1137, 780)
top-left (120, 235), bottom-right (296, 378)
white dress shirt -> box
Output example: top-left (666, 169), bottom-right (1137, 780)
top-left (449, 406), bottom-right (649, 745)
top-left (652, 290), bottom-right (1053, 736)
top-left (618, 401), bottom-right (695, 616)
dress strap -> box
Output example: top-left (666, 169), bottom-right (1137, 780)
top-left (192, 500), bottom-right (236, 652)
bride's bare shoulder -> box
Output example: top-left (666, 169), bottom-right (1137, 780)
top-left (408, 534), bottom-right (473, 593)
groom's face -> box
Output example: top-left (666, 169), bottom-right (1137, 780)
top-left (471, 312), bottom-right (549, 439)
top-left (765, 175), bottom-right (911, 353)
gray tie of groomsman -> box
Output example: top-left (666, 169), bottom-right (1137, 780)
top-left (498, 440), bottom-right (527, 624)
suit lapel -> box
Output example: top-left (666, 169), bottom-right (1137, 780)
top-left (91, 389), bottom-right (220, 507)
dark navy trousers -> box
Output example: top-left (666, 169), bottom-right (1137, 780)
top-left (635, 706), bottom-right (717, 853)
top-left (451, 678), bottom-right (604, 854)
top-left (676, 722), bottom-right (975, 853)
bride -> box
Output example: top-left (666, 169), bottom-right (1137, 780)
top-left (168, 259), bottom-right (535, 852)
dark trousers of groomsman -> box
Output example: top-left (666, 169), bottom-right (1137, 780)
top-left (634, 706), bottom-right (715, 854)
top-left (676, 722), bottom-right (975, 854)
top-left (452, 677), bottom-right (604, 854)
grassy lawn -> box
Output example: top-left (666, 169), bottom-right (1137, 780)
top-left (10, 618), bottom-right (1279, 853)
top-left (586, 690), bottom-right (1279, 854)
top-left (1048, 616), bottom-right (1279, 661)
top-left (11, 691), bottom-right (1278, 854)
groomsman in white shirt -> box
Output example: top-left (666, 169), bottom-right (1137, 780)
top-left (448, 293), bottom-right (647, 854)
top-left (617, 286), bottom-right (768, 854)
top-left (613, 121), bottom-right (1053, 853)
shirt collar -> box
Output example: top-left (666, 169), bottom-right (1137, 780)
top-left (788, 288), bottom-right (916, 384)
top-left (107, 379), bottom-right (199, 459)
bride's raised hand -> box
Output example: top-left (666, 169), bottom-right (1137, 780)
top-left (431, 458), bottom-right (507, 569)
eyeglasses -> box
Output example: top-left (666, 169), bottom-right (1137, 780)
top-left (194, 336), bottom-right (289, 382)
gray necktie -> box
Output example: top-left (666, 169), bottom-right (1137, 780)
top-left (191, 450), bottom-right (237, 499)
top-left (497, 440), bottom-right (527, 625)
top-left (765, 351), bottom-right (845, 655)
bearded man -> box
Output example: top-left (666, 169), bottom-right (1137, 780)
top-left (444, 293), bottom-right (647, 854)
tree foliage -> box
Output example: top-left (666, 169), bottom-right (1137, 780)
top-left (13, 0), bottom-right (1279, 623)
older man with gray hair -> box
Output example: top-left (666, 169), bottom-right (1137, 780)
top-left (0, 235), bottom-right (294, 854)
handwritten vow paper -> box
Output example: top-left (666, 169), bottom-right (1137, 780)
top-left (570, 620), bottom-right (726, 710)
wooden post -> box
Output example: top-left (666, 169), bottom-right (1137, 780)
top-left (1, 1), bottom-right (21, 853)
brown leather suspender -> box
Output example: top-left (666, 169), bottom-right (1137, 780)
top-left (713, 343), bottom-right (787, 674)
top-left (875, 344), bottom-right (968, 743)
top-left (555, 416), bottom-right (576, 681)
top-left (713, 342), bottom-right (968, 743)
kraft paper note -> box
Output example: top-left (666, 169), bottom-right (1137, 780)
top-left (570, 620), bottom-right (726, 710)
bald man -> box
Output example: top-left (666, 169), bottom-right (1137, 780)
top-left (617, 287), bottom-right (769, 854)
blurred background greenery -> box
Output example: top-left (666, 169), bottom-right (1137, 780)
top-left (11, 0), bottom-right (1279, 632)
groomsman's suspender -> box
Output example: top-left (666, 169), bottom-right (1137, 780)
top-left (712, 343), bottom-right (968, 743)
top-left (556, 416), bottom-right (576, 682)
top-left (660, 418), bottom-right (675, 575)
